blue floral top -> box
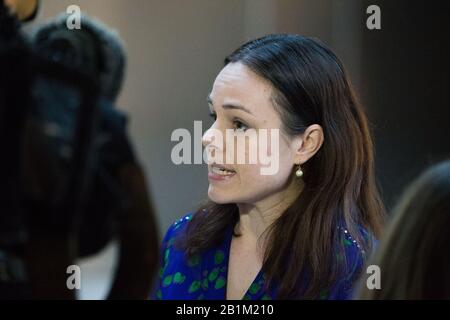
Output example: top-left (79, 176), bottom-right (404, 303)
top-left (152, 213), bottom-right (369, 300)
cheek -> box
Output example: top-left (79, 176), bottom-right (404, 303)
top-left (222, 165), bottom-right (290, 204)
top-left (237, 159), bottom-right (293, 192)
top-left (208, 149), bottom-right (293, 204)
top-left (225, 131), bottom-right (283, 165)
top-left (237, 137), bottom-right (293, 189)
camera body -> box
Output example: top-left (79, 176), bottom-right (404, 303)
top-left (1, 7), bottom-right (158, 299)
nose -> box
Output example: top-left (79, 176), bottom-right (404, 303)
top-left (202, 124), bottom-right (220, 148)
top-left (202, 124), bottom-right (224, 163)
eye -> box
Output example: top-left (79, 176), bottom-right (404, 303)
top-left (233, 119), bottom-right (249, 132)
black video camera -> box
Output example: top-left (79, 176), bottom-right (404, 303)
top-left (0, 3), bottom-right (158, 299)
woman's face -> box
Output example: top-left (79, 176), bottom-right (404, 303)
top-left (202, 62), bottom-right (301, 205)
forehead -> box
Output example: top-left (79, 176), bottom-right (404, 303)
top-left (210, 62), bottom-right (274, 108)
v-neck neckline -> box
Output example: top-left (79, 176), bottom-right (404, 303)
top-left (222, 226), bottom-right (265, 300)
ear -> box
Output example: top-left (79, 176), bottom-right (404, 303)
top-left (292, 124), bottom-right (324, 165)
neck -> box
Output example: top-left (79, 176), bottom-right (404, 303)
top-left (235, 175), bottom-right (304, 243)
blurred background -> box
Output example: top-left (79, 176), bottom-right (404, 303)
top-left (22, 0), bottom-right (449, 299)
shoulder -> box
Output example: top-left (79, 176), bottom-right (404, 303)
top-left (152, 212), bottom-right (196, 299)
top-left (164, 212), bottom-right (194, 238)
top-left (162, 212), bottom-right (194, 245)
top-left (337, 224), bottom-right (372, 263)
top-left (328, 224), bottom-right (376, 299)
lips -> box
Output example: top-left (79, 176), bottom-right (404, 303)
top-left (210, 163), bottom-right (236, 174)
top-left (208, 163), bottom-right (236, 181)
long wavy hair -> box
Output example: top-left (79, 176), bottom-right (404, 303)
top-left (179, 34), bottom-right (385, 299)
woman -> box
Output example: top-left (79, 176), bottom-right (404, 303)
top-left (357, 160), bottom-right (450, 299)
top-left (153, 34), bottom-right (385, 300)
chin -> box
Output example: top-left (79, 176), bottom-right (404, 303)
top-left (207, 185), bottom-right (238, 204)
top-left (208, 185), bottom-right (258, 205)
top-left (207, 189), bottom-right (229, 204)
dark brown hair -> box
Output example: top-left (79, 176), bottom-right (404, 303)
top-left (357, 160), bottom-right (450, 299)
top-left (180, 34), bottom-right (385, 299)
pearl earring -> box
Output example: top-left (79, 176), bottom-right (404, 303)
top-left (295, 165), bottom-right (303, 178)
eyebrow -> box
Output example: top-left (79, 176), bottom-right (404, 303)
top-left (207, 95), bottom-right (254, 116)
